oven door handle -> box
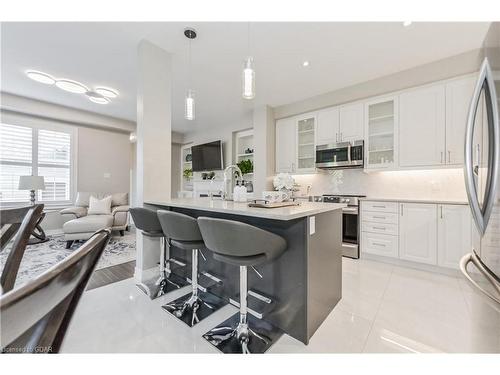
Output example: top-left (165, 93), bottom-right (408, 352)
top-left (342, 207), bottom-right (358, 214)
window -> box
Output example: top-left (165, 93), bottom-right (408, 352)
top-left (0, 123), bottom-right (74, 206)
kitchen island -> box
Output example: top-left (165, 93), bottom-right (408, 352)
top-left (145, 198), bottom-right (345, 344)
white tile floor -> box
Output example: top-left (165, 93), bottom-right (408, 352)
top-left (61, 258), bottom-right (500, 353)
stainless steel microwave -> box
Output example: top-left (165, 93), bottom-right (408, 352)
top-left (315, 140), bottom-right (364, 169)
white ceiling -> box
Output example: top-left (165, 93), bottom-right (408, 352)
top-left (1, 22), bottom-right (491, 133)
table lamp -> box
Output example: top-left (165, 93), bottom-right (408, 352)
top-left (18, 175), bottom-right (45, 205)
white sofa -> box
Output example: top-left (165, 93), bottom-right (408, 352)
top-left (61, 192), bottom-right (129, 248)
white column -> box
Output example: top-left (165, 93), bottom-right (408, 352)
top-left (253, 105), bottom-right (275, 197)
top-left (135, 40), bottom-right (173, 281)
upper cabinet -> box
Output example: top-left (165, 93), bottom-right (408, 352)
top-left (316, 103), bottom-right (363, 145)
top-left (316, 107), bottom-right (339, 145)
top-left (339, 102), bottom-right (364, 142)
top-left (365, 96), bottom-right (398, 169)
top-left (399, 84), bottom-right (446, 167)
top-left (275, 113), bottom-right (316, 174)
top-left (295, 114), bottom-right (317, 172)
top-left (445, 77), bottom-right (475, 166)
top-left (275, 117), bottom-right (296, 173)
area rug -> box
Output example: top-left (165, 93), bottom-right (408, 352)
top-left (0, 232), bottom-right (136, 288)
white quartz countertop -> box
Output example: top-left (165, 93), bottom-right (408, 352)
top-left (359, 197), bottom-right (469, 205)
top-left (145, 198), bottom-right (346, 221)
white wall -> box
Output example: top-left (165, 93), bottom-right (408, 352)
top-left (77, 127), bottom-right (131, 193)
top-left (292, 168), bottom-right (467, 202)
top-left (171, 143), bottom-right (181, 197)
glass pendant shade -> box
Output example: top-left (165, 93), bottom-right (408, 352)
top-left (185, 90), bottom-right (195, 120)
top-left (242, 57), bottom-right (255, 99)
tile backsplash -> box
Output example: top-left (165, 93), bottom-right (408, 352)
top-left (292, 168), bottom-right (467, 201)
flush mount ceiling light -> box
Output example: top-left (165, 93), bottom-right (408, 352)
top-left (302, 61), bottom-right (310, 67)
top-left (184, 27), bottom-right (197, 121)
top-left (85, 91), bottom-right (109, 104)
top-left (95, 87), bottom-right (119, 98)
top-left (26, 70), bottom-right (56, 84)
top-left (403, 21), bottom-right (412, 27)
top-left (55, 79), bottom-right (89, 94)
top-left (26, 69), bottom-right (117, 105)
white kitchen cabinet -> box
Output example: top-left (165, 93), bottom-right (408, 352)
top-left (362, 232), bottom-right (399, 258)
top-left (316, 106), bottom-right (339, 145)
top-left (275, 117), bottom-right (296, 173)
top-left (295, 114), bottom-right (317, 172)
top-left (365, 96), bottom-right (398, 169)
top-left (339, 102), bottom-right (364, 142)
top-left (445, 77), bottom-right (475, 165)
top-left (399, 84), bottom-right (446, 167)
top-left (399, 203), bottom-right (438, 265)
top-left (437, 204), bottom-right (472, 269)
top-left (316, 103), bottom-right (363, 145)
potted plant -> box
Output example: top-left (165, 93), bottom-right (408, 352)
top-left (183, 168), bottom-right (193, 180)
top-left (237, 159), bottom-right (253, 175)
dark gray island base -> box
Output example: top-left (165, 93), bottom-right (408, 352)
top-left (145, 200), bottom-right (343, 345)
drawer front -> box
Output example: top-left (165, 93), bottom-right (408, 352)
top-left (361, 232), bottom-right (398, 258)
top-left (362, 201), bottom-right (398, 213)
top-left (362, 222), bottom-right (398, 236)
top-left (362, 212), bottom-right (398, 224)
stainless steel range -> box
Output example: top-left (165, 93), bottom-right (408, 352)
top-left (322, 194), bottom-right (365, 259)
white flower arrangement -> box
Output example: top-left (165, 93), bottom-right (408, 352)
top-left (273, 173), bottom-right (295, 191)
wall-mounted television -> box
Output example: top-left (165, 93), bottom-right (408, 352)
top-left (191, 140), bottom-right (224, 172)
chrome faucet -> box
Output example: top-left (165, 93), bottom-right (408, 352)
top-left (223, 165), bottom-right (243, 201)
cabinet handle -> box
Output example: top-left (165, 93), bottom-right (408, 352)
top-left (401, 204), bottom-right (403, 216)
top-left (440, 206), bottom-right (443, 219)
top-left (448, 150), bottom-right (451, 163)
top-left (336, 133), bottom-right (338, 142)
top-left (440, 151), bottom-right (443, 164)
top-left (373, 216), bottom-right (386, 219)
top-left (373, 226), bottom-right (386, 230)
top-left (373, 242), bottom-right (386, 247)
top-left (372, 205), bottom-right (386, 208)
top-left (340, 132), bottom-right (343, 141)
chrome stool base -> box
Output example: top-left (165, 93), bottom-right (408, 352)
top-left (136, 272), bottom-right (188, 300)
top-left (162, 290), bottom-right (227, 327)
top-left (203, 313), bottom-right (282, 354)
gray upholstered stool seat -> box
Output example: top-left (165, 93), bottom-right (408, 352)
top-left (197, 216), bottom-right (287, 354)
top-left (158, 210), bottom-right (227, 327)
top-left (129, 207), bottom-right (187, 299)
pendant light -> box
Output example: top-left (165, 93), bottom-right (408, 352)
top-left (184, 27), bottom-right (197, 121)
top-left (242, 23), bottom-right (255, 99)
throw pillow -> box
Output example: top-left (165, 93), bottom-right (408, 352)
top-left (87, 195), bottom-right (112, 215)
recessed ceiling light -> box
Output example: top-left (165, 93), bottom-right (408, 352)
top-left (403, 21), bottom-right (412, 27)
top-left (26, 70), bottom-right (55, 84)
top-left (302, 61), bottom-right (310, 67)
top-left (55, 79), bottom-right (89, 94)
top-left (95, 87), bottom-right (119, 98)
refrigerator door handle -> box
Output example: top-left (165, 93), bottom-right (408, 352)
top-left (464, 58), bottom-right (500, 236)
top-left (460, 250), bottom-right (500, 310)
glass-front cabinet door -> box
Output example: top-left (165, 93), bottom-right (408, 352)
top-left (365, 96), bottom-right (398, 169)
top-left (295, 114), bottom-right (316, 173)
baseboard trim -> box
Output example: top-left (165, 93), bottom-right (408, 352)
top-left (134, 266), bottom-right (158, 283)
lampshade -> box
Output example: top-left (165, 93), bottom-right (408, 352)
top-left (18, 175), bottom-right (45, 190)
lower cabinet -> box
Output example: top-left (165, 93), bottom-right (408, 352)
top-left (399, 203), bottom-right (438, 265)
top-left (437, 204), bottom-right (471, 269)
top-left (361, 200), bottom-right (472, 270)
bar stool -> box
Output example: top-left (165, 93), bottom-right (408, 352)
top-left (157, 210), bottom-right (227, 327)
top-left (129, 207), bottom-right (187, 299)
top-left (197, 216), bottom-right (287, 354)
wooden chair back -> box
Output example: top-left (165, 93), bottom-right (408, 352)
top-left (0, 229), bottom-right (111, 353)
top-left (1, 204), bottom-right (44, 293)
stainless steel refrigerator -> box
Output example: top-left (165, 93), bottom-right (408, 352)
top-left (461, 22), bottom-right (500, 312)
